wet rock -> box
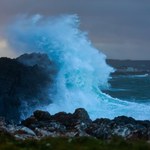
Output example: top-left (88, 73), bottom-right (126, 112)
top-left (86, 117), bottom-right (150, 140)
top-left (65, 131), bottom-right (78, 137)
top-left (74, 123), bottom-right (90, 137)
top-left (93, 118), bottom-right (111, 125)
top-left (113, 116), bottom-right (136, 126)
top-left (21, 116), bottom-right (37, 128)
top-left (34, 110), bottom-right (51, 121)
top-left (1, 108), bottom-right (150, 140)
top-left (86, 122), bottom-right (112, 139)
top-left (0, 53), bottom-right (56, 122)
top-left (50, 108), bottom-right (92, 129)
top-left (45, 122), bottom-right (66, 133)
top-left (14, 132), bottom-right (36, 140)
top-left (86, 118), bottom-right (111, 139)
top-left (35, 128), bottom-right (54, 137)
top-left (14, 126), bottom-right (36, 136)
top-left (112, 125), bottom-right (132, 139)
top-left (73, 108), bottom-right (92, 124)
top-left (52, 112), bottom-right (72, 127)
top-left (17, 53), bottom-right (54, 69)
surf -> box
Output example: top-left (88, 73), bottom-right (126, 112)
top-left (5, 14), bottom-right (150, 120)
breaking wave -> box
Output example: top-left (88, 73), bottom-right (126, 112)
top-left (6, 14), bottom-right (150, 120)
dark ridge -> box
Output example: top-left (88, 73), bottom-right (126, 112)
top-left (106, 59), bottom-right (150, 75)
top-left (0, 53), bottom-right (56, 122)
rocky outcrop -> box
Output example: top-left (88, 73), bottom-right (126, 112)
top-left (0, 108), bottom-right (149, 141)
top-left (0, 53), bottom-right (56, 122)
top-left (86, 116), bottom-right (150, 140)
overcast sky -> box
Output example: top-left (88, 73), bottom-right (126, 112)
top-left (0, 0), bottom-right (150, 60)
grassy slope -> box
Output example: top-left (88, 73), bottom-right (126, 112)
top-left (0, 133), bottom-right (150, 150)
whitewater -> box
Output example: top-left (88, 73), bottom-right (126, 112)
top-left (6, 14), bottom-right (150, 120)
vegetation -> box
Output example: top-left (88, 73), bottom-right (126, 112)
top-left (0, 133), bottom-right (150, 150)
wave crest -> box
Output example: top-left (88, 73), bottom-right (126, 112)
top-left (6, 14), bottom-right (150, 120)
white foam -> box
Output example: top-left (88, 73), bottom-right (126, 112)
top-left (6, 14), bottom-right (150, 120)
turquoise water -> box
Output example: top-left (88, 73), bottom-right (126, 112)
top-left (104, 74), bottom-right (150, 102)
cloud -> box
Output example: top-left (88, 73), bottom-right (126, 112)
top-left (0, 38), bottom-right (17, 58)
top-left (0, 0), bottom-right (150, 59)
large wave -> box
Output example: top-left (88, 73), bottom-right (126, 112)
top-left (6, 14), bottom-right (150, 120)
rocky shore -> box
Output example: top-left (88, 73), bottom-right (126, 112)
top-left (0, 53), bottom-right (150, 149)
top-left (0, 108), bottom-right (149, 141)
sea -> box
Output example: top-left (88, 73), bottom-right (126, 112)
top-left (6, 14), bottom-right (150, 120)
top-left (103, 59), bottom-right (150, 116)
top-left (104, 74), bottom-right (150, 103)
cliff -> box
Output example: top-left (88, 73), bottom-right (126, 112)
top-left (0, 53), bottom-right (56, 122)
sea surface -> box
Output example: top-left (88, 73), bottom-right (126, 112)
top-left (104, 74), bottom-right (150, 103)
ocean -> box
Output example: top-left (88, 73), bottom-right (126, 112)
top-left (6, 14), bottom-right (150, 120)
top-left (105, 59), bottom-right (150, 103)
top-left (104, 74), bottom-right (150, 102)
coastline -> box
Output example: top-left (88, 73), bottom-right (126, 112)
top-left (0, 108), bottom-right (150, 141)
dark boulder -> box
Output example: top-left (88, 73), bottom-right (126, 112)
top-left (33, 110), bottom-right (51, 121)
top-left (86, 116), bottom-right (150, 140)
top-left (21, 116), bottom-right (38, 128)
top-left (73, 108), bottom-right (91, 123)
top-left (112, 116), bottom-right (136, 125)
top-left (52, 112), bottom-right (72, 127)
top-left (86, 118), bottom-right (112, 139)
top-left (49, 108), bottom-right (92, 128)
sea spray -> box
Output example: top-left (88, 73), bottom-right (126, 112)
top-left (6, 14), bottom-right (150, 120)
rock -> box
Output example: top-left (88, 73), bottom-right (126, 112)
top-left (35, 128), bottom-right (54, 137)
top-left (126, 124), bottom-right (148, 140)
top-left (74, 123), bottom-right (90, 137)
top-left (52, 112), bottom-right (72, 127)
top-left (45, 122), bottom-right (66, 133)
top-left (21, 116), bottom-right (37, 128)
top-left (73, 108), bottom-right (91, 123)
top-left (110, 117), bottom-right (149, 140)
top-left (112, 125), bottom-right (132, 138)
top-left (14, 126), bottom-right (36, 136)
top-left (93, 118), bottom-right (111, 126)
top-left (52, 108), bottom-right (92, 130)
top-left (12, 126), bottom-right (36, 140)
top-left (86, 122), bottom-right (112, 139)
top-left (65, 131), bottom-right (78, 137)
top-left (0, 117), bottom-right (6, 127)
top-left (17, 53), bottom-right (53, 69)
top-left (70, 108), bottom-right (92, 129)
top-left (113, 116), bottom-right (136, 125)
top-left (0, 123), bottom-right (37, 140)
top-left (0, 53), bottom-right (56, 122)
top-left (14, 132), bottom-right (37, 140)
top-left (34, 110), bottom-right (51, 121)
top-left (21, 109), bottom-right (150, 140)
top-left (1, 108), bottom-right (150, 140)
top-left (148, 128), bottom-right (150, 139)
top-left (0, 117), bottom-right (8, 134)
top-left (86, 117), bottom-right (150, 140)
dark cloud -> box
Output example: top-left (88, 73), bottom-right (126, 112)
top-left (0, 0), bottom-right (150, 59)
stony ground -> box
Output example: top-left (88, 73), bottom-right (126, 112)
top-left (0, 108), bottom-right (150, 142)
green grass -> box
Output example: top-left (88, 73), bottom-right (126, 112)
top-left (0, 133), bottom-right (150, 150)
